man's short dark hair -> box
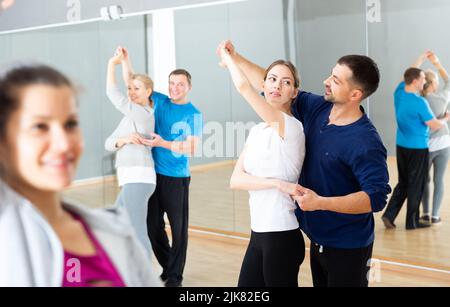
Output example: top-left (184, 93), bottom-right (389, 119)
top-left (404, 67), bottom-right (423, 85)
top-left (169, 69), bottom-right (192, 86)
top-left (337, 55), bottom-right (380, 100)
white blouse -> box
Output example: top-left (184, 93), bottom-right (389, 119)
top-left (244, 112), bottom-right (305, 232)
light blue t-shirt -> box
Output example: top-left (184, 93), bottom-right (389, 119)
top-left (394, 82), bottom-right (434, 149)
top-left (151, 91), bottom-right (203, 178)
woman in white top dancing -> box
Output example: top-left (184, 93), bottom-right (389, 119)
top-left (219, 42), bottom-right (306, 287)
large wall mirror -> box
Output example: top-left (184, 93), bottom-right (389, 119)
top-left (1, 0), bottom-right (449, 281)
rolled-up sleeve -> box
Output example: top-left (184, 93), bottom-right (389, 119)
top-left (351, 148), bottom-right (392, 212)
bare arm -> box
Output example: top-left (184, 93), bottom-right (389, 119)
top-left (120, 47), bottom-right (135, 85)
top-left (428, 52), bottom-right (449, 83)
top-left (320, 192), bottom-right (372, 214)
top-left (434, 62), bottom-right (449, 83)
top-left (426, 115), bottom-right (450, 131)
top-left (293, 187), bottom-right (372, 214)
top-left (399, 51), bottom-right (432, 84)
top-left (219, 46), bottom-right (287, 138)
top-left (140, 134), bottom-right (200, 156)
top-left (411, 51), bottom-right (432, 69)
top-left (230, 147), bottom-right (301, 195)
top-left (161, 136), bottom-right (200, 156)
top-left (230, 147), bottom-right (278, 191)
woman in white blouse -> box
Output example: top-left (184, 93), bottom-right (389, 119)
top-left (219, 43), bottom-right (306, 287)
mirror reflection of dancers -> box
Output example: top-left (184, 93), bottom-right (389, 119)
top-left (118, 48), bottom-right (203, 287)
top-left (383, 52), bottom-right (450, 230)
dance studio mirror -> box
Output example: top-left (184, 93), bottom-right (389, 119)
top-left (1, 0), bottom-right (449, 284)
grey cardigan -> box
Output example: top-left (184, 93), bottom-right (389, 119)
top-left (104, 86), bottom-right (155, 169)
top-left (0, 179), bottom-right (161, 287)
top-left (426, 80), bottom-right (450, 139)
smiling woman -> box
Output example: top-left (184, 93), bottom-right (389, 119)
top-left (5, 84), bottom-right (82, 190)
top-left (0, 63), bottom-right (161, 287)
top-left (104, 46), bottom-right (157, 260)
top-left (0, 64), bottom-right (81, 191)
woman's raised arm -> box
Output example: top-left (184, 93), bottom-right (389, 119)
top-left (219, 46), bottom-right (287, 138)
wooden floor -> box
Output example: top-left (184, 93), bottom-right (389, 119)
top-left (169, 230), bottom-right (450, 287)
top-left (63, 158), bottom-right (450, 286)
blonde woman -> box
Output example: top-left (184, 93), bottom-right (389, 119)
top-left (420, 52), bottom-right (450, 224)
top-left (104, 47), bottom-right (156, 259)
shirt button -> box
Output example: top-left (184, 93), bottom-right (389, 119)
top-left (325, 152), bottom-right (329, 156)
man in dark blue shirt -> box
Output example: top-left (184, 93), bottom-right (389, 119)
top-left (218, 40), bottom-right (391, 287)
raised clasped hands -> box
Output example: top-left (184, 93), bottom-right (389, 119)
top-left (427, 51), bottom-right (440, 65)
top-left (216, 40), bottom-right (236, 68)
top-left (109, 46), bottom-right (125, 65)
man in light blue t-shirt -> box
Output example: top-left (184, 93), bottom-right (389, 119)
top-left (120, 50), bottom-right (203, 287)
top-left (395, 80), bottom-right (434, 149)
top-left (151, 86), bottom-right (202, 178)
top-left (383, 52), bottom-right (449, 230)
top-left (146, 69), bottom-right (203, 287)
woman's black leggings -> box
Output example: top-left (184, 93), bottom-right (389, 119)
top-left (238, 228), bottom-right (305, 287)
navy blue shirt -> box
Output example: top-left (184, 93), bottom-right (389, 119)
top-left (292, 91), bottom-right (391, 249)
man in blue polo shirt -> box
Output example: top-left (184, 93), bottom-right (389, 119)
top-left (382, 52), bottom-right (450, 230)
top-left (218, 40), bottom-right (391, 287)
top-left (121, 49), bottom-right (202, 287)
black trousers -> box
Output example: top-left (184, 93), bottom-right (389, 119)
top-left (238, 229), bottom-right (305, 287)
top-left (310, 242), bottom-right (374, 287)
top-left (382, 146), bottom-right (429, 228)
top-left (147, 174), bottom-right (190, 284)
